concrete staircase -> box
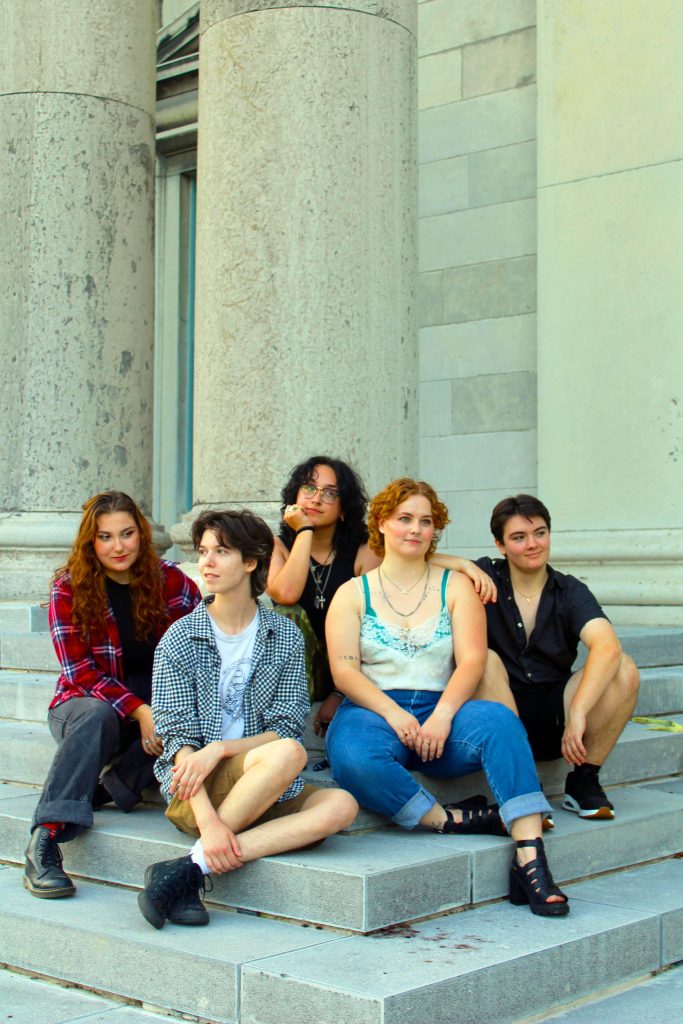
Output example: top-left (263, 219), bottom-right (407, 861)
top-left (1, 601), bottom-right (682, 1023)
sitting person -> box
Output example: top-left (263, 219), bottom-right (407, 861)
top-left (268, 455), bottom-right (497, 735)
top-left (325, 479), bottom-right (568, 917)
top-left (24, 491), bottom-right (201, 899)
top-left (138, 509), bottom-right (358, 929)
top-left (475, 495), bottom-right (640, 820)
top-left (267, 456), bottom-right (379, 734)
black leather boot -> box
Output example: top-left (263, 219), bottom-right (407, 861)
top-left (23, 827), bottom-right (76, 899)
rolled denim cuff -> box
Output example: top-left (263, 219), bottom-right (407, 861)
top-left (391, 786), bottom-right (436, 829)
top-left (499, 790), bottom-right (552, 831)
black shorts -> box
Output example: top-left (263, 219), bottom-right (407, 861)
top-left (511, 680), bottom-right (569, 761)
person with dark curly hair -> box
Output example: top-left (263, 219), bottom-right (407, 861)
top-left (267, 456), bottom-right (380, 733)
top-left (325, 478), bottom-right (568, 917)
top-left (23, 491), bottom-right (200, 900)
top-left (268, 457), bottom-right (497, 735)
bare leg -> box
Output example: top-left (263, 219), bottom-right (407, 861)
top-left (473, 650), bottom-right (520, 714)
top-left (213, 738), bottom-right (308, 834)
top-left (564, 654), bottom-right (640, 765)
top-left (217, 787), bottom-right (358, 862)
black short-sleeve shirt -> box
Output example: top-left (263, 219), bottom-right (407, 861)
top-left (476, 557), bottom-right (608, 690)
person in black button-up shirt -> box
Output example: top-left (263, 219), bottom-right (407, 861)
top-left (476, 495), bottom-right (639, 822)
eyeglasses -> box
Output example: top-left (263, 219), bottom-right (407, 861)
top-left (299, 482), bottom-right (340, 504)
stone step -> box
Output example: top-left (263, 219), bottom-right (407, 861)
top-left (240, 859), bottom-right (683, 1024)
top-left (0, 631), bottom-right (58, 671)
top-left (531, 962), bottom-right (683, 1024)
top-left (0, 966), bottom-right (176, 1024)
top-left (3, 781), bottom-right (683, 933)
top-left (2, 858), bottom-right (681, 1024)
top-left (605, 627), bottom-right (683, 669)
top-left (0, 601), bottom-right (48, 633)
top-left (0, 670), bottom-right (56, 721)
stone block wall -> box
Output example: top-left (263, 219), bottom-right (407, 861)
top-left (417, 0), bottom-right (538, 556)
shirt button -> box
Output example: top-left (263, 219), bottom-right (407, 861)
top-left (517, 622), bottom-right (523, 628)
top-left (527, 672), bottom-right (532, 678)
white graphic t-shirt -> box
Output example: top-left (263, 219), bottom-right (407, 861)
top-left (209, 608), bottom-right (259, 740)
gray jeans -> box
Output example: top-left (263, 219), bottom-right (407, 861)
top-left (31, 696), bottom-right (156, 842)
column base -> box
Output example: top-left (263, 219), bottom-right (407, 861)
top-left (549, 529), bottom-right (683, 627)
top-left (0, 512), bottom-right (171, 601)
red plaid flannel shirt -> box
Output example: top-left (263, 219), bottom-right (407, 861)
top-left (48, 560), bottom-right (201, 719)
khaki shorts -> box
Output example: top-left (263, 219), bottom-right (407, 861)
top-left (165, 749), bottom-right (319, 838)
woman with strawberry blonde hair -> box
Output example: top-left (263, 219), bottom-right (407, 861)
top-left (326, 478), bottom-right (568, 917)
top-left (23, 491), bottom-right (200, 900)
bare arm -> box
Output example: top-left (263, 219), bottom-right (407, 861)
top-left (416, 573), bottom-right (488, 761)
top-left (562, 618), bottom-right (622, 765)
top-left (326, 581), bottom-right (420, 745)
top-left (430, 553), bottom-right (497, 604)
top-left (266, 531), bottom-right (313, 605)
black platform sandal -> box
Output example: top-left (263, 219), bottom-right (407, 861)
top-left (509, 838), bottom-right (569, 916)
top-left (432, 803), bottom-right (507, 837)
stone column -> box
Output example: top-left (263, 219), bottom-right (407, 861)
top-left (174, 0), bottom-right (417, 551)
top-left (0, 1), bottom-right (159, 598)
top-left (536, 0), bottom-right (683, 624)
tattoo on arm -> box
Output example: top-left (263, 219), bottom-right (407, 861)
top-left (337, 654), bottom-right (359, 662)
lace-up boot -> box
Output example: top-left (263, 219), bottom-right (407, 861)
top-left (168, 871), bottom-right (211, 926)
top-left (23, 827), bottom-right (76, 898)
top-left (138, 856), bottom-right (205, 929)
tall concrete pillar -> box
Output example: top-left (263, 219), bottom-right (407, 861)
top-left (0, 1), bottom-right (159, 598)
top-left (536, 0), bottom-right (683, 624)
top-left (176, 0), bottom-right (417, 546)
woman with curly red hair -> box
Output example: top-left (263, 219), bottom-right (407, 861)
top-left (325, 478), bottom-right (568, 916)
top-left (23, 491), bottom-right (200, 900)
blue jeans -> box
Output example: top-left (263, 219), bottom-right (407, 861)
top-left (326, 690), bottom-right (550, 830)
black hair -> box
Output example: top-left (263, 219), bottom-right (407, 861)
top-left (191, 509), bottom-right (274, 598)
top-left (279, 455), bottom-right (369, 559)
top-left (490, 494), bottom-right (552, 543)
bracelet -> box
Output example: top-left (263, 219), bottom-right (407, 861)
top-left (295, 525), bottom-right (314, 535)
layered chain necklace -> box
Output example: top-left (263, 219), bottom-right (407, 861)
top-left (378, 564), bottom-right (430, 621)
top-left (310, 548), bottom-right (334, 610)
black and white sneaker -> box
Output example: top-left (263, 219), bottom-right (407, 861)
top-left (562, 765), bottom-right (615, 820)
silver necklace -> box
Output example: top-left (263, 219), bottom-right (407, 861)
top-left (310, 550), bottom-right (334, 610)
top-left (378, 564), bottom-right (430, 619)
top-left (379, 564), bottom-right (429, 594)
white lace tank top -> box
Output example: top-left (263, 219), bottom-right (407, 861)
top-left (356, 570), bottom-right (454, 692)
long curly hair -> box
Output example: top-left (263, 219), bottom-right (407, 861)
top-left (367, 478), bottom-right (450, 557)
top-left (279, 456), bottom-right (369, 560)
top-left (55, 491), bottom-right (166, 640)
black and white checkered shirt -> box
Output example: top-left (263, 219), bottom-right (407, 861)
top-left (152, 599), bottom-right (309, 803)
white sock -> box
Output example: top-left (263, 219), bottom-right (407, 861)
top-left (190, 839), bottom-right (210, 875)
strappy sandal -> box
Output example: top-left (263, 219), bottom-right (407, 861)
top-left (432, 802), bottom-right (507, 837)
top-left (509, 838), bottom-right (569, 916)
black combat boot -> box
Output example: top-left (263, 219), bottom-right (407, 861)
top-left (23, 827), bottom-right (76, 899)
top-left (138, 855), bottom-right (208, 929)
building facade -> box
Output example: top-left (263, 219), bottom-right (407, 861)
top-left (1, 0), bottom-right (681, 624)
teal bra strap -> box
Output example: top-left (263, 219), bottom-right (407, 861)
top-left (361, 574), bottom-right (375, 616)
top-left (440, 568), bottom-right (450, 607)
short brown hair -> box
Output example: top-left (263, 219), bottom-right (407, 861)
top-left (490, 495), bottom-right (551, 543)
top-left (368, 479), bottom-right (450, 557)
top-left (191, 509), bottom-right (274, 598)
